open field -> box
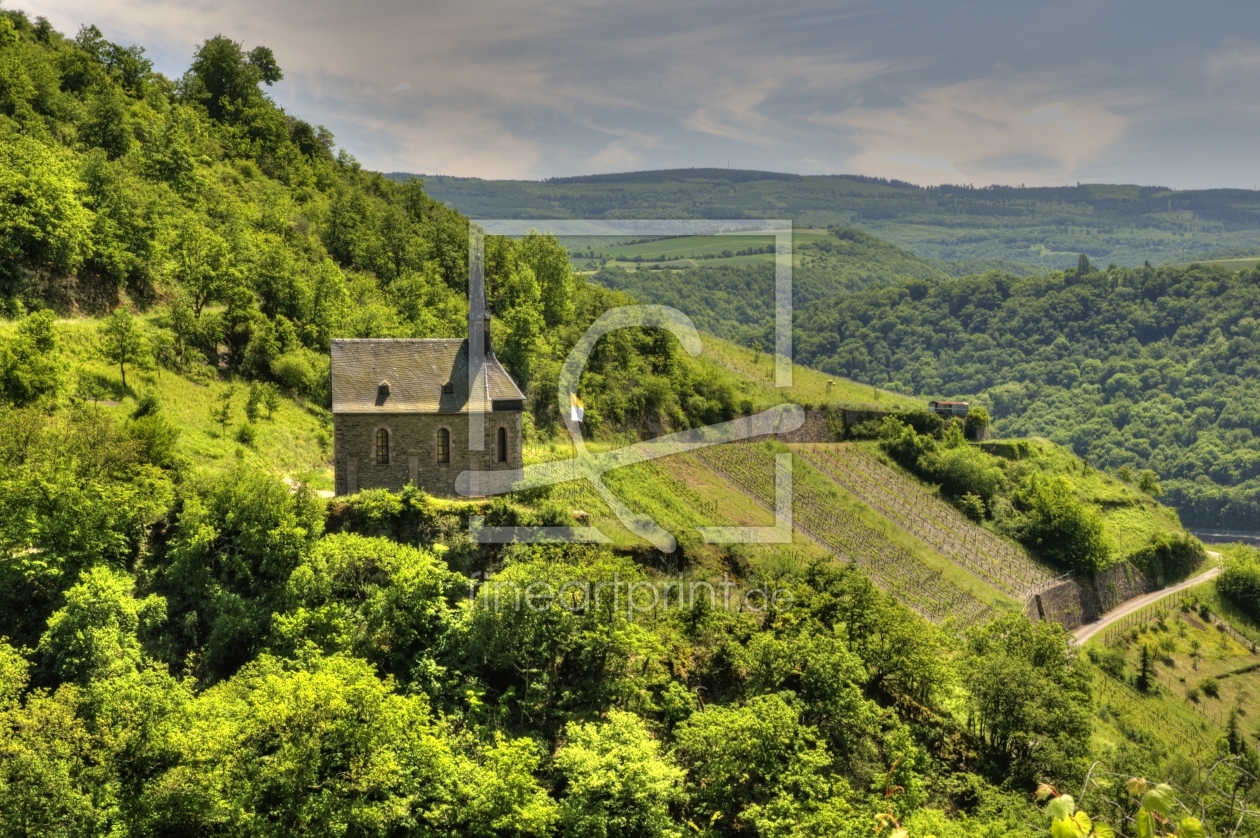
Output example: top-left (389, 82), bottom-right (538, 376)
top-left (1171, 256), bottom-right (1260, 271)
top-left (566, 230), bottom-right (833, 270)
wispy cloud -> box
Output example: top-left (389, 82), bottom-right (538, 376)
top-left (16, 0), bottom-right (1260, 187)
top-left (1206, 40), bottom-right (1260, 77)
top-left (824, 77), bottom-right (1132, 185)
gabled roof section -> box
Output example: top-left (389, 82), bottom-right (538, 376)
top-left (331, 338), bottom-right (525, 413)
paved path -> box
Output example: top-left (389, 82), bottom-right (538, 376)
top-left (1072, 565), bottom-right (1221, 644)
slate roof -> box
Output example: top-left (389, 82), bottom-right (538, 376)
top-left (330, 339), bottom-right (525, 413)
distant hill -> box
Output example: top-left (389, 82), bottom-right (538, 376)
top-left (589, 226), bottom-right (960, 344)
top-left (387, 168), bottom-right (1260, 269)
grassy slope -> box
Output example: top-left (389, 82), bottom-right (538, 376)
top-left (684, 330), bottom-right (920, 413)
top-left (1087, 587), bottom-right (1260, 762)
top-left (523, 436), bottom-right (1017, 618)
top-left (1000, 437), bottom-right (1184, 560)
top-left (13, 317), bottom-right (335, 490)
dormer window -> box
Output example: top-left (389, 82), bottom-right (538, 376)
top-left (442, 381), bottom-right (454, 395)
top-left (378, 380), bottom-right (391, 398)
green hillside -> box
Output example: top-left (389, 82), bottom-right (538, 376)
top-left (401, 168), bottom-right (1260, 269)
top-left (0, 316), bottom-right (333, 481)
top-left (566, 233), bottom-right (1260, 533)
top-left (789, 262), bottom-right (1260, 531)
top-left (587, 226), bottom-right (956, 344)
top-left (1, 9), bottom-right (1256, 838)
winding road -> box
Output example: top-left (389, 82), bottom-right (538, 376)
top-left (1071, 565), bottom-right (1221, 644)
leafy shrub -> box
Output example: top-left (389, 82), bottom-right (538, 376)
top-left (554, 711), bottom-right (683, 838)
top-left (880, 416), bottom-right (933, 470)
top-left (891, 409), bottom-right (944, 436)
top-left (131, 391), bottom-right (160, 419)
top-left (1136, 468), bottom-right (1162, 496)
top-left (525, 500), bottom-right (571, 528)
top-left (0, 135), bottom-right (94, 291)
top-left (673, 692), bottom-right (840, 832)
top-left (129, 413), bottom-right (182, 469)
top-left (0, 309), bottom-right (63, 405)
top-left (1011, 472), bottom-right (1110, 572)
top-left (140, 652), bottom-right (515, 837)
top-left (964, 405), bottom-right (989, 440)
top-left (274, 533), bottom-right (465, 681)
top-left (235, 422), bottom-right (256, 446)
top-left (1128, 533), bottom-right (1206, 583)
top-left (1087, 644), bottom-right (1127, 680)
top-left (270, 350), bottom-right (316, 397)
top-left (325, 484), bottom-right (449, 545)
top-left (958, 492), bottom-right (986, 522)
top-left (1218, 545), bottom-right (1260, 622)
top-left (37, 564), bottom-right (166, 683)
top-left (923, 441), bottom-right (1003, 504)
top-left (160, 467), bottom-right (322, 679)
top-left (1200, 676), bottom-right (1220, 699)
top-left (879, 419), bottom-right (1003, 504)
top-left (845, 417), bottom-right (884, 440)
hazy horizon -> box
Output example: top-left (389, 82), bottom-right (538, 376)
top-left (388, 167), bottom-right (1210, 192)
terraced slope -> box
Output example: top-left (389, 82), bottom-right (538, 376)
top-left (695, 442), bottom-right (997, 628)
top-left (794, 444), bottom-right (1058, 599)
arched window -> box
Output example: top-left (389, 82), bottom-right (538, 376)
top-left (375, 428), bottom-right (389, 464)
top-left (497, 426), bottom-right (508, 463)
top-left (437, 428), bottom-right (450, 464)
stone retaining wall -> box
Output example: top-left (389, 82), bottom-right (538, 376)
top-left (1026, 562), bottom-right (1163, 630)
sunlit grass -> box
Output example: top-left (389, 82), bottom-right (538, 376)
top-left (7, 316), bottom-right (334, 490)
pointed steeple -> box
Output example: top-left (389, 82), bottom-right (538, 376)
top-left (468, 260), bottom-right (491, 356)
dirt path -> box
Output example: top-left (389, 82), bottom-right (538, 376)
top-left (1072, 565), bottom-right (1221, 645)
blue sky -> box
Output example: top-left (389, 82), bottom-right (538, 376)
top-left (19, 0), bottom-right (1260, 187)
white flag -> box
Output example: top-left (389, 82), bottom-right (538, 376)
top-left (570, 392), bottom-right (585, 423)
